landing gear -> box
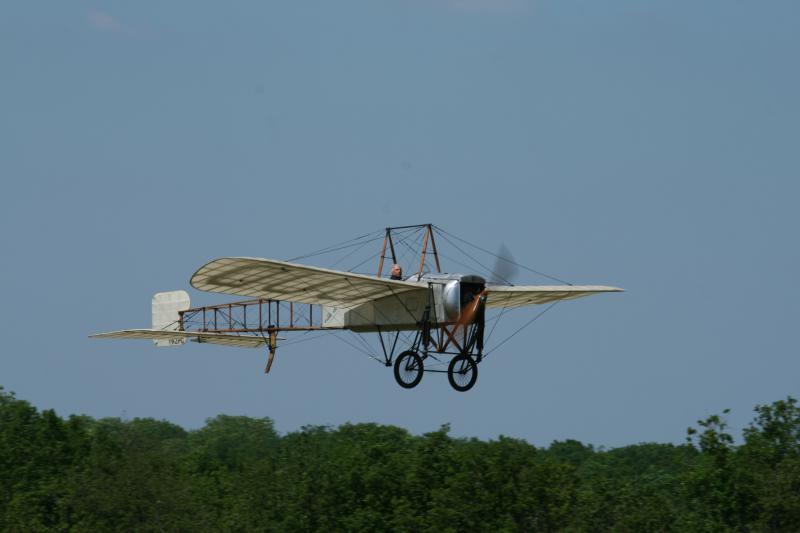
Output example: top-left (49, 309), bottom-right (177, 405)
top-left (447, 354), bottom-right (478, 392)
top-left (393, 350), bottom-right (424, 389)
top-left (383, 284), bottom-right (486, 392)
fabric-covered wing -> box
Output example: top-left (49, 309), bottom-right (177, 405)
top-left (190, 257), bottom-right (426, 307)
top-left (485, 285), bottom-right (623, 308)
top-left (90, 329), bottom-right (266, 348)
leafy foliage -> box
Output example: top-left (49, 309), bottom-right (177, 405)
top-left (2, 386), bottom-right (800, 531)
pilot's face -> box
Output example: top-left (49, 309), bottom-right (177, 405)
top-left (391, 265), bottom-right (402, 277)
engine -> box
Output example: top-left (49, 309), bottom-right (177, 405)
top-left (434, 274), bottom-right (486, 322)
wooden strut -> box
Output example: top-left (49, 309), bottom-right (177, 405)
top-left (417, 224), bottom-right (441, 276)
top-left (438, 291), bottom-right (486, 353)
top-left (428, 225), bottom-right (442, 273)
top-left (418, 226), bottom-right (431, 276)
top-left (376, 232), bottom-right (389, 277)
top-left (379, 229), bottom-right (398, 277)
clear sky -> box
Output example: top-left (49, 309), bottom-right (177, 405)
top-left (2, 1), bottom-right (798, 448)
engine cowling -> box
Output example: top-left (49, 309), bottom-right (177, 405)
top-left (442, 280), bottom-right (461, 321)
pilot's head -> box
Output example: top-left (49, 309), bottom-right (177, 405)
top-left (390, 264), bottom-right (402, 279)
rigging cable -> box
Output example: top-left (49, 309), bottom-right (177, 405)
top-left (328, 235), bottom-right (382, 269)
top-left (433, 225), bottom-right (573, 285)
top-left (433, 232), bottom-right (513, 285)
top-left (482, 299), bottom-right (562, 359)
top-left (286, 229), bottom-right (384, 262)
top-left (329, 331), bottom-right (384, 363)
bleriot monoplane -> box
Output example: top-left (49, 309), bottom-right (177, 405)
top-left (92, 224), bottom-right (622, 391)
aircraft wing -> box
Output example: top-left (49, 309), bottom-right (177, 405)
top-left (484, 285), bottom-right (623, 308)
top-left (190, 257), bottom-right (426, 307)
top-left (90, 329), bottom-right (267, 348)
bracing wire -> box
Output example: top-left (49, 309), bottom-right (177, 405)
top-left (482, 300), bottom-right (561, 359)
top-left (392, 227), bottom-right (425, 273)
top-left (328, 236), bottom-right (381, 269)
top-left (433, 225), bottom-right (573, 285)
top-left (395, 228), bottom-right (426, 273)
top-left (484, 304), bottom-right (512, 346)
top-left (286, 230), bottom-right (384, 263)
top-left (433, 232), bottom-right (511, 283)
top-left (347, 250), bottom-right (384, 274)
top-left (329, 331), bottom-right (385, 364)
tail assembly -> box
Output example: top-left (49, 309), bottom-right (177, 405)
top-left (151, 291), bottom-right (191, 346)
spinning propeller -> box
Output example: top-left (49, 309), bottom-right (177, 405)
top-left (488, 243), bottom-right (520, 286)
top-left (455, 244), bottom-right (519, 336)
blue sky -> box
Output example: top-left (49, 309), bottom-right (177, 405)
top-left (1, 1), bottom-right (798, 447)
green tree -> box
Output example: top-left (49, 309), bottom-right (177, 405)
top-left (740, 397), bottom-right (800, 532)
top-left (67, 417), bottom-right (196, 532)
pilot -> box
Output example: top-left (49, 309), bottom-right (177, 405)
top-left (390, 263), bottom-right (403, 280)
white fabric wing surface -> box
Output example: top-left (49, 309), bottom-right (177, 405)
top-left (484, 285), bottom-right (623, 308)
top-left (90, 329), bottom-right (267, 348)
top-left (190, 257), bottom-right (426, 307)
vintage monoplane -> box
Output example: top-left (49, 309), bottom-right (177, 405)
top-left (92, 224), bottom-right (622, 391)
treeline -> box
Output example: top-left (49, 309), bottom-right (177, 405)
top-left (1, 387), bottom-right (799, 532)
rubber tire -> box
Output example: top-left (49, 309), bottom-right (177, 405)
top-left (394, 350), bottom-right (424, 389)
top-left (447, 355), bottom-right (478, 392)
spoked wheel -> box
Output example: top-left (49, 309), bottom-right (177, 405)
top-left (447, 354), bottom-right (478, 392)
top-left (394, 350), bottom-right (424, 389)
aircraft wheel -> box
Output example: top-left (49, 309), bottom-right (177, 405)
top-left (394, 350), bottom-right (424, 389)
top-left (448, 355), bottom-right (478, 392)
